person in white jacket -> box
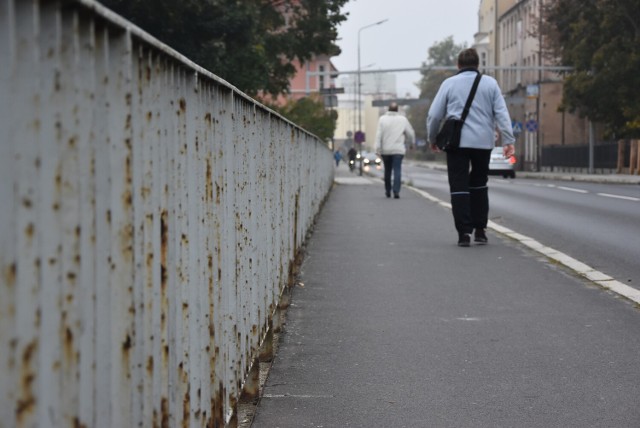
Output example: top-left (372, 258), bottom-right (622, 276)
top-left (426, 48), bottom-right (515, 247)
top-left (375, 102), bottom-right (415, 198)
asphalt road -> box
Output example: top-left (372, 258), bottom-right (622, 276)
top-left (391, 163), bottom-right (640, 291)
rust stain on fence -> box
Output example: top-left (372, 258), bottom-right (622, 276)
top-left (146, 356), bottom-right (154, 375)
top-left (4, 263), bottom-right (17, 290)
top-left (16, 341), bottom-right (38, 422)
top-left (160, 210), bottom-right (168, 292)
top-left (206, 160), bottom-right (213, 202)
top-left (63, 327), bottom-right (75, 365)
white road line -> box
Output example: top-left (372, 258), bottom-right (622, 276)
top-left (597, 193), bottom-right (640, 202)
top-left (558, 186), bottom-right (588, 193)
top-left (408, 185), bottom-right (640, 305)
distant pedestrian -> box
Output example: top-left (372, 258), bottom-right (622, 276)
top-left (426, 48), bottom-right (515, 247)
top-left (334, 150), bottom-right (343, 166)
top-left (375, 102), bottom-right (415, 199)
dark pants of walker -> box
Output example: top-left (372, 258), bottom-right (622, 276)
top-left (381, 154), bottom-right (404, 196)
top-left (446, 148), bottom-right (492, 235)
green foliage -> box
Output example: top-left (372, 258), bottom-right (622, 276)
top-left (543, 0), bottom-right (640, 137)
top-left (408, 36), bottom-right (466, 141)
top-left (99, 0), bottom-right (348, 96)
top-left (271, 96), bottom-right (337, 142)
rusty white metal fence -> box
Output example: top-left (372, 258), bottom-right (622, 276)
top-left (0, 0), bottom-right (334, 426)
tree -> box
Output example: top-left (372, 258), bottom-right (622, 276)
top-left (542, 0), bottom-right (640, 137)
top-left (408, 36), bottom-right (467, 142)
top-left (270, 96), bottom-right (337, 142)
top-left (99, 0), bottom-right (348, 96)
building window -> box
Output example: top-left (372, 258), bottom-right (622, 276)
top-left (319, 65), bottom-right (325, 90)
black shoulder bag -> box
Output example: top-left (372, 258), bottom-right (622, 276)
top-left (435, 72), bottom-right (482, 151)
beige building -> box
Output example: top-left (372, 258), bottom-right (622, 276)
top-left (476, 0), bottom-right (589, 171)
top-left (475, 0), bottom-right (514, 77)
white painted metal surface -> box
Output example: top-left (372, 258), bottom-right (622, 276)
top-left (0, 1), bottom-right (334, 426)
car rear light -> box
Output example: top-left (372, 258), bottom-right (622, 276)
top-left (509, 156), bottom-right (517, 164)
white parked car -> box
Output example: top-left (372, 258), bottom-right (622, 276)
top-left (488, 147), bottom-right (516, 178)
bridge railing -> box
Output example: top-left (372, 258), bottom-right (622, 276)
top-left (0, 0), bottom-right (334, 426)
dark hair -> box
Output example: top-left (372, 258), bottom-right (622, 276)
top-left (388, 102), bottom-right (399, 112)
top-left (458, 48), bottom-right (479, 69)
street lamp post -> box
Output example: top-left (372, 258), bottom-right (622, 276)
top-left (357, 18), bottom-right (388, 175)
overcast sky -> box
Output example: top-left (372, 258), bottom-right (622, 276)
top-left (332, 0), bottom-right (479, 97)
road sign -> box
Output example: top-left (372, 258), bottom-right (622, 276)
top-left (319, 87), bottom-right (345, 94)
top-left (526, 84), bottom-right (539, 99)
top-left (525, 119), bottom-right (538, 132)
top-left (354, 131), bottom-right (365, 144)
top-left (512, 121), bottom-right (523, 134)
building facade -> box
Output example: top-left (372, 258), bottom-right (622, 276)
top-left (475, 0), bottom-right (514, 78)
top-left (488, 0), bottom-right (588, 170)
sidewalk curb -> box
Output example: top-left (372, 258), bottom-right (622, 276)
top-left (412, 161), bottom-right (640, 185)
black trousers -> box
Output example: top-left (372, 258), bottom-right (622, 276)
top-left (446, 148), bottom-right (492, 234)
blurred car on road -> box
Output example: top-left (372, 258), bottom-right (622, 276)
top-left (362, 152), bottom-right (382, 167)
top-left (488, 147), bottom-right (516, 178)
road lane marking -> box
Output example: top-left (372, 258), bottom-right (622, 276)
top-left (408, 185), bottom-right (640, 305)
top-left (494, 178), bottom-right (638, 202)
top-left (597, 193), bottom-right (640, 202)
top-left (558, 186), bottom-right (588, 193)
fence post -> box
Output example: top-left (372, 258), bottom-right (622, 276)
top-left (636, 140), bottom-right (640, 175)
top-left (635, 139), bottom-right (640, 175)
top-left (616, 140), bottom-right (626, 174)
top-left (630, 140), bottom-right (638, 175)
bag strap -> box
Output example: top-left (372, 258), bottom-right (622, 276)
top-left (460, 72), bottom-right (482, 123)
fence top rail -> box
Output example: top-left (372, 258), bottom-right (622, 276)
top-left (74, 0), bottom-right (322, 141)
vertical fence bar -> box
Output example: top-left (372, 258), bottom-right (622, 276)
top-left (154, 54), bottom-right (171, 427)
top-left (37, 2), bottom-right (65, 425)
top-left (0, 1), bottom-right (17, 425)
top-left (130, 42), bottom-right (146, 428)
top-left (92, 22), bottom-right (113, 427)
top-left (76, 15), bottom-right (97, 428)
top-left (10, 1), bottom-right (41, 427)
top-left (59, 9), bottom-right (83, 426)
top-left (107, 26), bottom-right (135, 428)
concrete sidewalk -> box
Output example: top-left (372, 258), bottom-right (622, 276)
top-left (251, 166), bottom-right (640, 427)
